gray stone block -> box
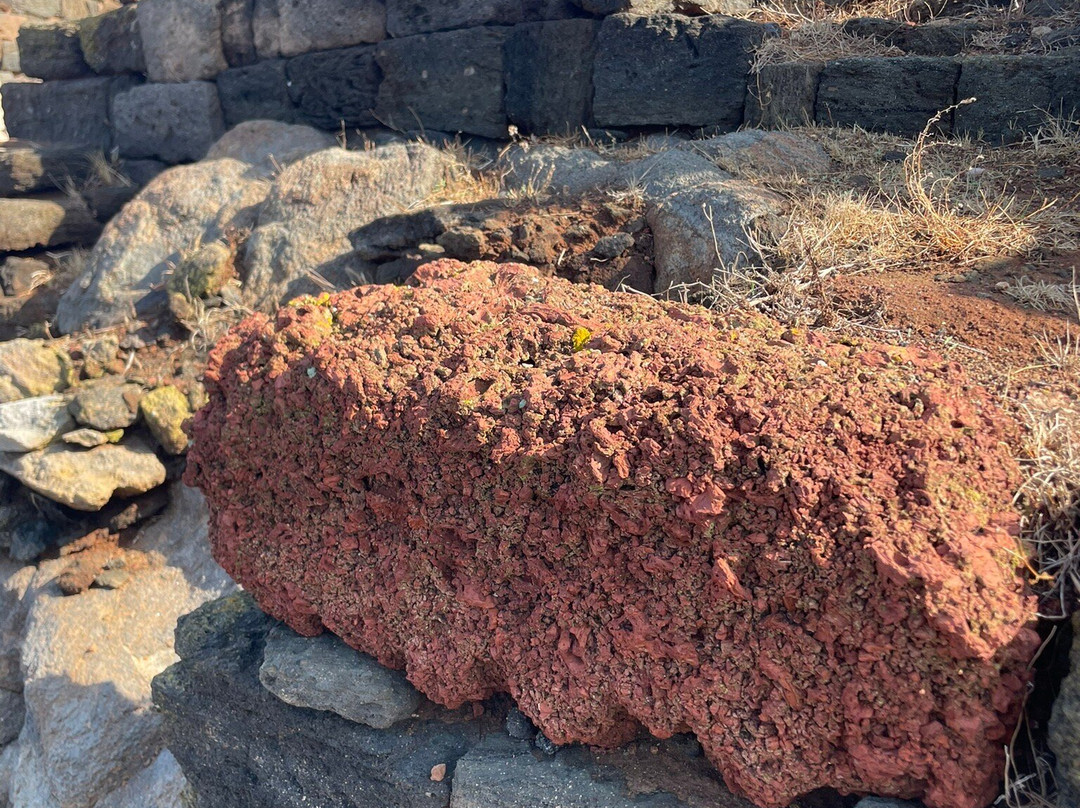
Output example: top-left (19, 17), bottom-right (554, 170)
top-left (593, 13), bottom-right (776, 129)
top-left (221, 0), bottom-right (258, 67)
top-left (259, 624), bottom-right (422, 729)
top-left (816, 56), bottom-right (960, 136)
top-left (111, 81), bottom-right (225, 163)
top-left (955, 52), bottom-right (1080, 143)
top-left (252, 0), bottom-right (386, 59)
top-left (0, 142), bottom-right (94, 195)
top-left (0, 194), bottom-right (102, 252)
top-left (2, 77), bottom-right (127, 149)
top-left (138, 0), bottom-right (228, 82)
top-left (386, 0), bottom-right (578, 36)
top-left (386, 0), bottom-right (520, 37)
top-left (745, 61), bottom-right (822, 129)
top-left (78, 6), bottom-right (145, 76)
top-left (218, 59), bottom-right (297, 127)
top-left (284, 45), bottom-right (379, 130)
top-left (505, 19), bottom-right (599, 135)
top-left (18, 22), bottom-right (92, 80)
top-left (375, 27), bottom-right (510, 139)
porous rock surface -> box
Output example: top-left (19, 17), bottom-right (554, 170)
top-left (187, 260), bottom-right (1039, 808)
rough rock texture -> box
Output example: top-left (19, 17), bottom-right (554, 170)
top-left (259, 623), bottom-right (422, 728)
top-left (1, 77), bottom-right (125, 150)
top-left (242, 144), bottom-right (446, 308)
top-left (17, 22), bottom-right (91, 80)
top-left (187, 260), bottom-right (1040, 808)
top-left (0, 194), bottom-right (101, 253)
top-left (1049, 613), bottom-right (1080, 808)
top-left (68, 380), bottom-right (141, 431)
top-left (375, 27), bottom-right (509, 139)
top-left (137, 0), bottom-right (227, 82)
top-left (593, 14), bottom-right (775, 129)
top-left (505, 19), bottom-right (599, 136)
top-left (217, 60), bottom-right (298, 127)
top-left (1, 483), bottom-right (235, 808)
top-left (204, 120), bottom-right (335, 170)
top-left (815, 57), bottom-right (960, 137)
top-left (251, 0), bottom-right (385, 59)
top-left (954, 52), bottom-right (1080, 143)
top-left (284, 45), bottom-right (380, 130)
top-left (139, 385), bottom-right (191, 455)
top-left (745, 61), bottom-right (822, 129)
top-left (0, 395), bottom-right (74, 453)
top-left (111, 82), bottom-right (226, 164)
top-left (0, 340), bottom-right (73, 402)
top-left (0, 438), bottom-right (165, 511)
top-left (79, 5), bottom-right (145, 76)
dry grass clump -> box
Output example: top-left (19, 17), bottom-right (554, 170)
top-left (752, 19), bottom-right (904, 70)
top-left (763, 109), bottom-right (1075, 276)
top-left (1005, 277), bottom-right (1080, 314)
top-left (415, 137), bottom-right (506, 208)
top-left (1015, 392), bottom-right (1080, 613)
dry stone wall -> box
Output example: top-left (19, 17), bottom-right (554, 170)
top-left (5, 0), bottom-right (1078, 163)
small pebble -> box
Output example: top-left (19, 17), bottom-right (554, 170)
top-left (429, 763), bottom-right (446, 782)
top-left (592, 232), bottom-right (635, 261)
top-left (62, 428), bottom-right (110, 448)
top-left (534, 731), bottom-right (558, 756)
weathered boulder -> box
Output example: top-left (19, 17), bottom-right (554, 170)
top-left (187, 260), bottom-right (1040, 808)
top-left (0, 438), bottom-right (165, 511)
top-left (0, 395), bottom-right (74, 453)
top-left (79, 5), bottom-right (145, 76)
top-left (1, 482), bottom-right (234, 808)
top-left (204, 119), bottom-right (335, 172)
top-left (137, 0), bottom-right (227, 82)
top-left (242, 143), bottom-right (446, 308)
top-left (1049, 613), bottom-right (1080, 808)
top-left (259, 623), bottom-right (422, 728)
top-left (17, 22), bottom-right (91, 80)
top-left (251, 0), bottom-right (385, 59)
top-left (375, 27), bottom-right (509, 139)
top-left (0, 194), bottom-right (101, 253)
top-left (647, 178), bottom-right (785, 291)
top-left (54, 157), bottom-right (270, 333)
top-left (674, 130), bottom-right (831, 179)
top-left (111, 82), bottom-right (225, 164)
top-left (593, 14), bottom-right (775, 129)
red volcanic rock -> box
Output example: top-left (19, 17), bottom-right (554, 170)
top-left (186, 260), bottom-right (1039, 808)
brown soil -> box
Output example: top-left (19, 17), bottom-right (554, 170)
top-left (829, 252), bottom-right (1079, 395)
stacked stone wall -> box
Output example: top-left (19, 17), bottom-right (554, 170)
top-left (4, 0), bottom-right (1078, 162)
